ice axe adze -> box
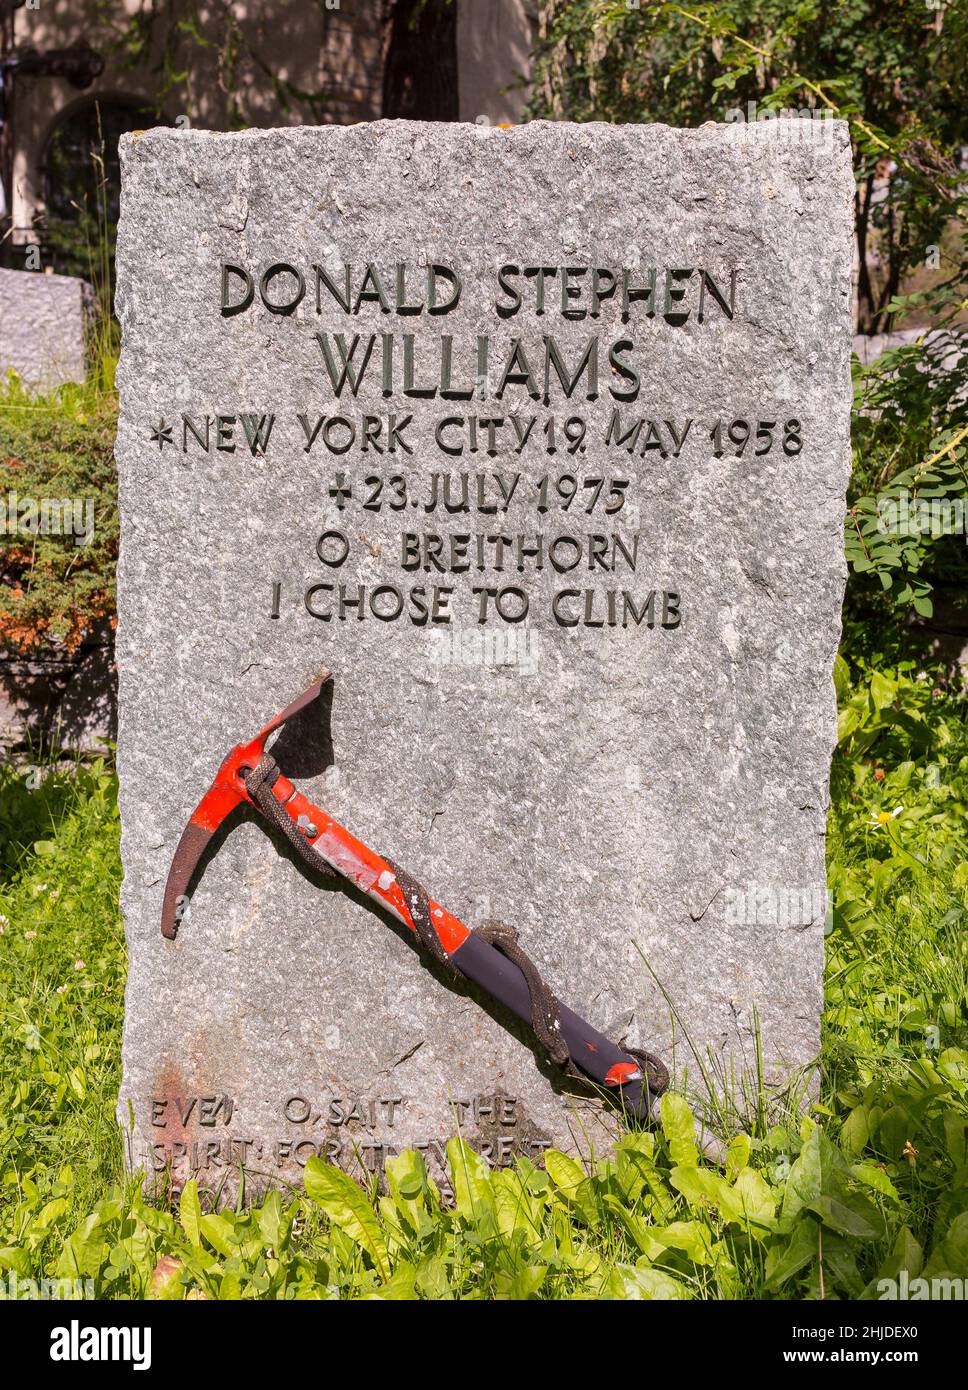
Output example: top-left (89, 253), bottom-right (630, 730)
top-left (161, 673), bottom-right (669, 1123)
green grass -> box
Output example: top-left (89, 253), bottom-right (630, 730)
top-left (0, 658), bottom-right (966, 1299)
top-left (0, 760), bottom-right (125, 1214)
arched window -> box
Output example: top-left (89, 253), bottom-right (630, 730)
top-left (43, 97), bottom-right (161, 279)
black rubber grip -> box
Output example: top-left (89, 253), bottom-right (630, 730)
top-left (448, 931), bottom-right (655, 1123)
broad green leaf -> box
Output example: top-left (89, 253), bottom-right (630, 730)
top-left (617, 1141), bottom-right (676, 1221)
top-left (781, 1127), bottom-right (821, 1221)
top-left (364, 1263), bottom-right (418, 1300)
top-left (199, 1212), bottom-right (238, 1260)
top-left (385, 1149), bottom-right (430, 1234)
top-left (732, 1169), bottom-right (778, 1230)
top-left (764, 1219), bottom-right (818, 1289)
top-left (544, 1148), bottom-right (586, 1196)
top-left (850, 1162), bottom-right (899, 1202)
top-left (179, 1179), bottom-right (203, 1248)
top-left (873, 1226), bottom-right (923, 1285)
top-left (378, 1193), bottom-right (408, 1250)
top-left (671, 1165), bottom-right (743, 1223)
top-left (870, 670), bottom-right (895, 710)
top-left (647, 1220), bottom-right (716, 1265)
top-left (615, 1129), bottom-right (656, 1161)
top-left (613, 1129), bottom-right (657, 1202)
top-left (54, 1212), bottom-right (110, 1280)
top-left (807, 1190), bottom-right (885, 1240)
top-left (304, 1158), bottom-right (390, 1283)
top-left (617, 1263), bottom-right (692, 1300)
top-left (544, 1150), bottom-right (601, 1224)
top-left (447, 1138), bottom-right (494, 1229)
top-left (725, 1133), bottom-right (752, 1181)
top-left (924, 1212), bottom-right (968, 1278)
top-left (415, 1255), bottom-right (453, 1300)
top-left (34, 1197), bottom-right (69, 1231)
top-left (256, 1190), bottom-right (291, 1253)
top-left (660, 1092), bottom-right (698, 1166)
top-left (944, 1113), bottom-right (968, 1170)
top-left (840, 1104), bottom-right (870, 1156)
top-left (0, 1246), bottom-right (31, 1276)
top-left (492, 1169), bottom-right (538, 1238)
top-left (496, 1261), bottom-right (548, 1300)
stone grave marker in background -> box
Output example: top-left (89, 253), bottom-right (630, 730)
top-left (115, 120), bottom-right (853, 1192)
top-left (0, 267), bottom-right (93, 389)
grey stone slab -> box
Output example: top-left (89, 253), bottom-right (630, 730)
top-left (0, 267), bottom-right (92, 389)
top-left (115, 119), bottom-right (853, 1194)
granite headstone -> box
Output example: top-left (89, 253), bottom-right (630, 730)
top-left (0, 267), bottom-right (92, 389)
top-left (115, 120), bottom-right (853, 1192)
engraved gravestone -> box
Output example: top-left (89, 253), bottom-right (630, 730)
top-left (115, 120), bottom-right (853, 1192)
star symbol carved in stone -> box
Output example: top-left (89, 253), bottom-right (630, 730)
top-left (149, 419), bottom-right (174, 449)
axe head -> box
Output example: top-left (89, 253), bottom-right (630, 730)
top-left (160, 673), bottom-right (331, 940)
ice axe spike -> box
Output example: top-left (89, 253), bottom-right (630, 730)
top-left (161, 674), bottom-right (669, 1122)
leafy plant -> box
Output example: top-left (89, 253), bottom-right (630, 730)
top-left (0, 379), bottom-right (118, 653)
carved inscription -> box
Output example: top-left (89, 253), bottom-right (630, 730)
top-left (145, 258), bottom-right (807, 641)
top-left (144, 1089), bottom-right (553, 1183)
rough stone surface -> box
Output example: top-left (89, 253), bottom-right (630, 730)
top-left (115, 120), bottom-right (853, 1194)
top-left (0, 267), bottom-right (92, 388)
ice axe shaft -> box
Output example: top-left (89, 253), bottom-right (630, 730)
top-left (161, 674), bottom-right (667, 1122)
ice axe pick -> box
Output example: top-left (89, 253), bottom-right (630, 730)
top-left (161, 673), bottom-right (669, 1123)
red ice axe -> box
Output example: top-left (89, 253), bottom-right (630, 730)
top-left (161, 673), bottom-right (668, 1122)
